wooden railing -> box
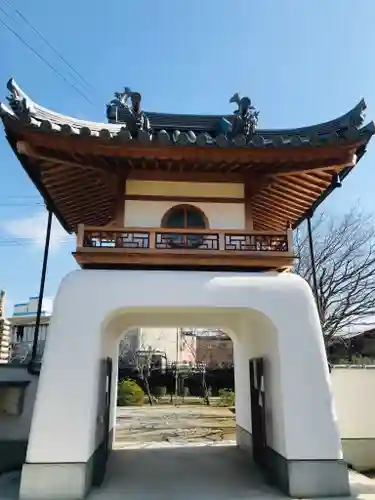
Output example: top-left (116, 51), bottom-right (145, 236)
top-left (77, 225), bottom-right (293, 255)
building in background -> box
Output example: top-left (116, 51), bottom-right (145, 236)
top-left (9, 296), bottom-right (52, 363)
top-left (119, 328), bottom-right (196, 368)
top-left (195, 333), bottom-right (233, 368)
top-left (0, 289), bottom-right (11, 363)
top-left (328, 327), bottom-right (375, 363)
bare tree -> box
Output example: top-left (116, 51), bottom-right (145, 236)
top-left (181, 329), bottom-right (230, 405)
top-left (118, 329), bottom-right (167, 405)
top-left (294, 206), bottom-right (375, 344)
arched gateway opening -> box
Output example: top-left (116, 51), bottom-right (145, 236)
top-left (20, 270), bottom-right (348, 499)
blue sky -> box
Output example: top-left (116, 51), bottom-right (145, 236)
top-left (1, 0), bottom-right (375, 315)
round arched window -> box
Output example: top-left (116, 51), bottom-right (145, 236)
top-left (161, 205), bottom-right (208, 248)
top-left (162, 205), bottom-right (208, 229)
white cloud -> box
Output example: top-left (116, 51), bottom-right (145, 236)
top-left (3, 212), bottom-right (73, 250)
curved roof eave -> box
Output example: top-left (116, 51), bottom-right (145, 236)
top-left (1, 78), bottom-right (373, 149)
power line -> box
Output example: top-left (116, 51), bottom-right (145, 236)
top-left (1, 0), bottom-right (96, 94)
top-left (0, 9), bottom-right (96, 107)
top-left (0, 204), bottom-right (43, 207)
top-left (0, 236), bottom-right (74, 247)
top-left (0, 200), bottom-right (44, 207)
top-left (2, 195), bottom-right (40, 198)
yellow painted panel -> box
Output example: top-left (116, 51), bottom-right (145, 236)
top-left (126, 180), bottom-right (244, 198)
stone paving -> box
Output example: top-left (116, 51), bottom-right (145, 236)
top-left (89, 445), bottom-right (284, 500)
top-left (2, 449), bottom-right (375, 500)
top-left (2, 406), bottom-right (375, 499)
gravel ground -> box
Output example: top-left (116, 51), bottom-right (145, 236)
top-left (115, 405), bottom-right (236, 447)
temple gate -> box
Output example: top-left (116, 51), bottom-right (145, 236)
top-left (1, 79), bottom-right (374, 498)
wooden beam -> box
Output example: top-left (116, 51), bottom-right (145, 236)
top-left (282, 174), bottom-right (327, 194)
top-left (265, 157), bottom-right (355, 177)
top-left (113, 176), bottom-right (126, 226)
top-left (253, 221), bottom-right (274, 231)
top-left (41, 170), bottom-right (108, 187)
top-left (252, 199), bottom-right (301, 219)
top-left (267, 181), bottom-right (316, 205)
top-left (244, 179), bottom-right (254, 230)
top-left (46, 180), bottom-right (114, 199)
top-left (297, 172), bottom-right (331, 188)
top-left (123, 194), bottom-right (244, 204)
top-left (312, 171), bottom-right (334, 181)
top-left (57, 203), bottom-right (113, 223)
top-left (251, 203), bottom-right (291, 225)
top-left (276, 177), bottom-right (322, 198)
top-left (249, 211), bottom-right (281, 231)
top-left (16, 141), bottom-right (122, 175)
top-left (21, 129), bottom-right (362, 164)
top-left (127, 169), bottom-right (245, 183)
top-left (73, 248), bottom-right (295, 272)
top-left (255, 190), bottom-right (309, 214)
top-left (54, 194), bottom-right (113, 213)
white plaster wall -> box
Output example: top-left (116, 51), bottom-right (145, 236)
top-left (124, 200), bottom-right (245, 229)
top-left (101, 332), bottom-right (119, 443)
top-left (331, 367), bottom-right (375, 439)
top-left (126, 180), bottom-right (244, 198)
top-left (26, 270), bottom-right (342, 467)
top-left (234, 313), bottom-right (286, 454)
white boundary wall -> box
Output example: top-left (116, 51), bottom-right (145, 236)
top-left (332, 365), bottom-right (375, 471)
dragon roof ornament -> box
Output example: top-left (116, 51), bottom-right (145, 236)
top-left (219, 92), bottom-right (259, 138)
top-left (107, 87), bottom-right (151, 138)
top-left (6, 78), bottom-right (35, 117)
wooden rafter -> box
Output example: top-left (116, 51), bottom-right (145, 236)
top-left (253, 206), bottom-right (295, 226)
top-left (266, 182), bottom-right (317, 205)
top-left (250, 210), bottom-right (281, 230)
top-left (255, 190), bottom-right (310, 213)
top-left (17, 141), bottom-right (124, 176)
top-left (251, 200), bottom-right (301, 222)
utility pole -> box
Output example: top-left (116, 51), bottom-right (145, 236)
top-left (307, 215), bottom-right (321, 319)
top-left (29, 209), bottom-right (52, 373)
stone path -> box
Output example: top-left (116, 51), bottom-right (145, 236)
top-left (89, 445), bottom-right (283, 500)
top-left (2, 406), bottom-right (375, 499)
top-left (2, 449), bottom-right (375, 500)
top-left (88, 446), bottom-right (375, 500)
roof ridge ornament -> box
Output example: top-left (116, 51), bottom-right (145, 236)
top-left (349, 100), bottom-right (366, 129)
top-left (107, 87), bottom-right (151, 138)
top-left (220, 92), bottom-right (259, 139)
top-left (109, 87), bottom-right (134, 112)
top-left (6, 78), bottom-right (34, 118)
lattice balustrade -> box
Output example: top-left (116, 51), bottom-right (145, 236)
top-left (155, 232), bottom-right (219, 250)
top-left (224, 233), bottom-right (289, 252)
top-left (81, 228), bottom-right (290, 253)
top-left (77, 225), bottom-right (294, 271)
top-left (83, 230), bottom-right (150, 249)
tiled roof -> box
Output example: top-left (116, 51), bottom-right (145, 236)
top-left (2, 78), bottom-right (374, 148)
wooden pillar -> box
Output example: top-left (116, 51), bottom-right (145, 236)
top-left (244, 179), bottom-right (254, 231)
top-left (112, 176), bottom-right (126, 226)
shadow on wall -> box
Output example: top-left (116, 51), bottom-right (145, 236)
top-left (0, 365), bottom-right (38, 473)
